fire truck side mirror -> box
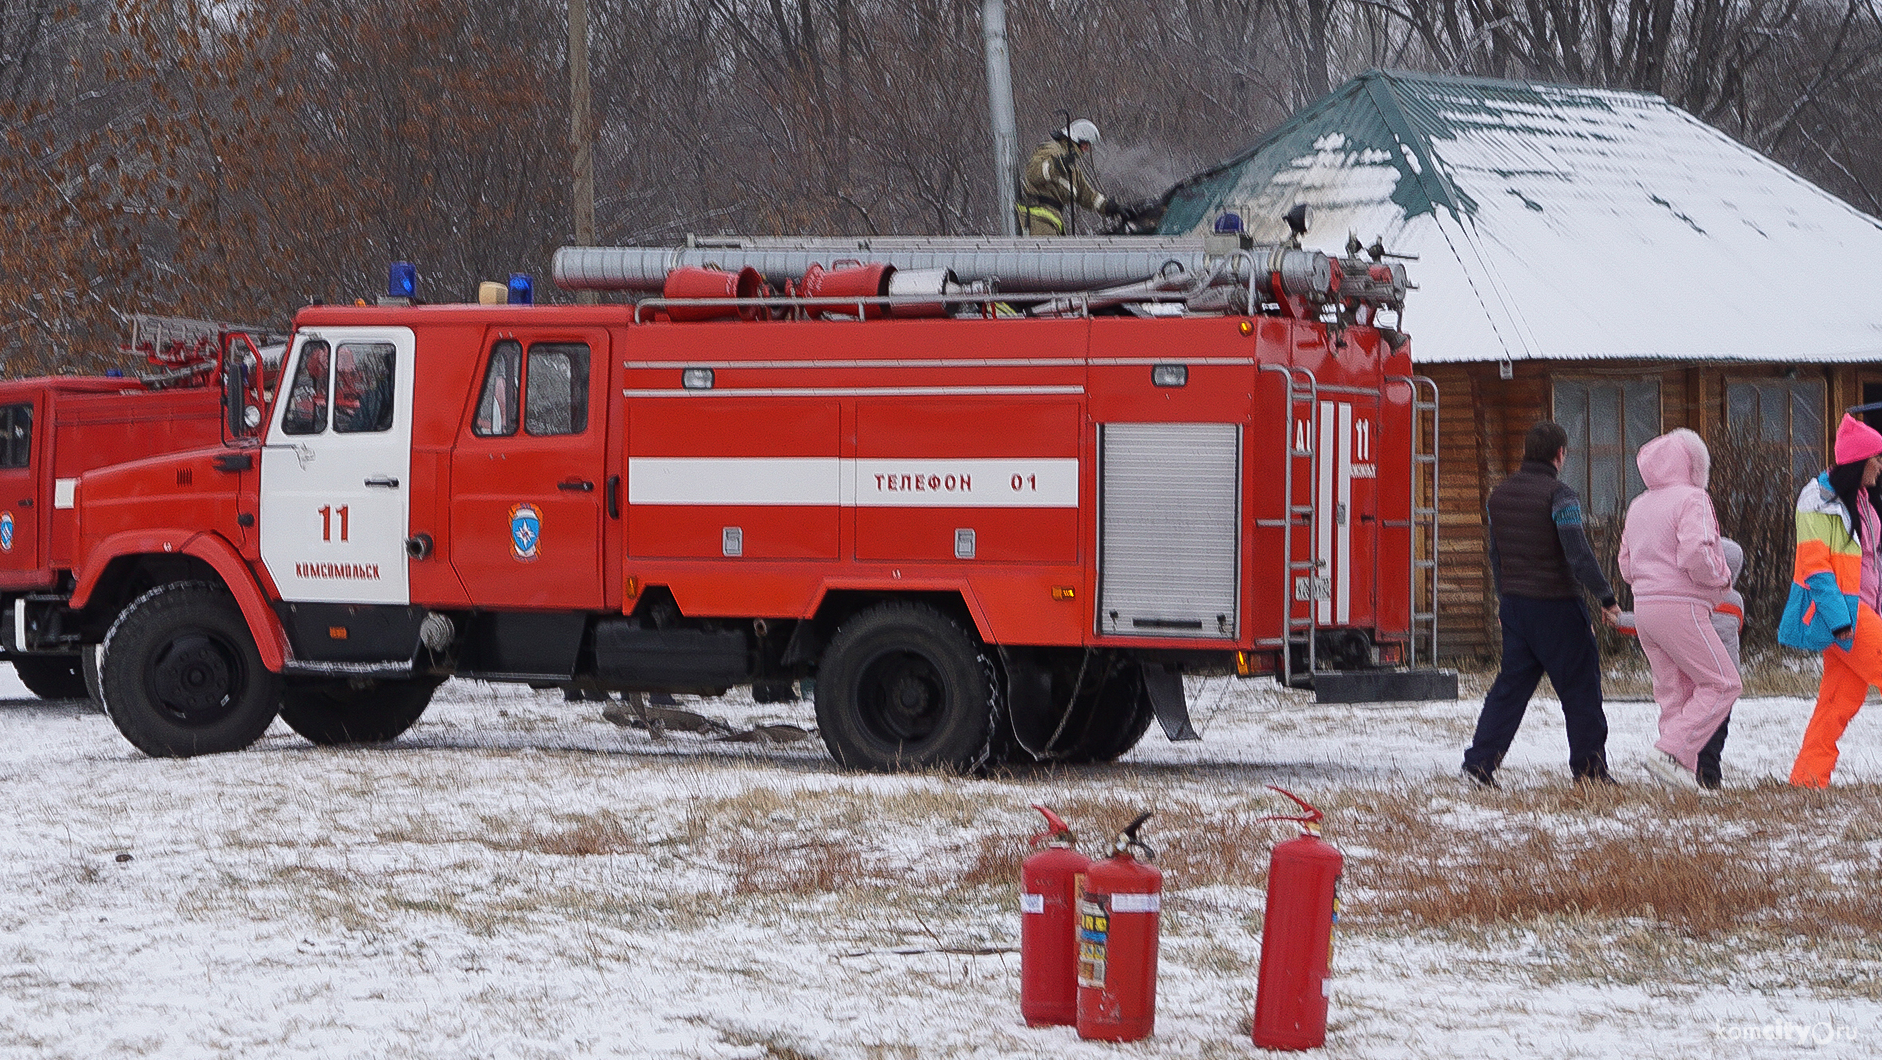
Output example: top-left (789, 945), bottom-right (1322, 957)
top-left (221, 333), bottom-right (267, 442)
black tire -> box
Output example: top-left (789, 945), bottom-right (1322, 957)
top-left (814, 602), bottom-right (994, 772)
top-left (81, 645), bottom-right (103, 711)
top-left (280, 676), bottom-right (444, 745)
top-left (12, 654), bottom-right (88, 700)
top-left (100, 582), bottom-right (282, 757)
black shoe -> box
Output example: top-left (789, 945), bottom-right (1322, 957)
top-left (1575, 768), bottom-right (1619, 787)
top-left (1460, 765), bottom-right (1500, 790)
top-left (1697, 770), bottom-right (1722, 790)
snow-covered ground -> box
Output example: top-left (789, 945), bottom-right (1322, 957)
top-left (1, 670), bottom-right (1876, 1059)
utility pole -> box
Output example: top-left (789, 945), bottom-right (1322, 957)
top-left (570, 0), bottom-right (597, 302)
top-left (980, 0), bottom-right (1019, 236)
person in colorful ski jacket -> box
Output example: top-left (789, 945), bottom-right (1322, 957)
top-left (1781, 413), bottom-right (1882, 786)
top-left (1617, 429), bottom-right (1736, 793)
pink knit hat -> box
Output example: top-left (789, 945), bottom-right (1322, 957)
top-left (1835, 413), bottom-right (1882, 465)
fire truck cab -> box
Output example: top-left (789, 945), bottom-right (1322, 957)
top-left (59, 234), bottom-right (1447, 770)
top-left (0, 318), bottom-right (275, 702)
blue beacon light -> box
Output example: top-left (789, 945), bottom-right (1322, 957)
top-left (388, 261), bottom-right (419, 299)
top-left (1213, 212), bottom-right (1245, 233)
top-left (507, 273), bottom-right (534, 305)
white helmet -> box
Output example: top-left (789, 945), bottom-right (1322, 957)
top-left (1066, 119), bottom-right (1101, 146)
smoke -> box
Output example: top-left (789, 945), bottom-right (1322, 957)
top-left (1088, 141), bottom-right (1217, 202)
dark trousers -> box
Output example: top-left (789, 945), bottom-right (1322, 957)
top-left (1464, 595), bottom-right (1610, 779)
top-left (1697, 713), bottom-right (1730, 785)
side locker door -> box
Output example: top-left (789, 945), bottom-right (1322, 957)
top-left (1345, 398), bottom-right (1382, 630)
top-left (0, 399), bottom-right (40, 578)
top-left (259, 327), bottom-right (416, 605)
top-left (448, 327), bottom-right (610, 609)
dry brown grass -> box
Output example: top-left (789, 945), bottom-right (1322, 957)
top-left (1330, 783), bottom-right (1882, 938)
top-left (721, 834), bottom-right (871, 895)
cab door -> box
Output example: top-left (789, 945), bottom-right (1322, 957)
top-left (0, 399), bottom-right (40, 579)
top-left (448, 328), bottom-right (609, 609)
top-left (259, 327), bottom-right (416, 605)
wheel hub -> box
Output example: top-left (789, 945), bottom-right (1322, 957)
top-left (859, 651), bottom-right (944, 744)
top-left (147, 631), bottom-right (241, 726)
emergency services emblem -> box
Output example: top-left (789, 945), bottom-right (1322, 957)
top-left (0, 511), bottom-right (13, 553)
top-left (508, 503), bottom-right (541, 561)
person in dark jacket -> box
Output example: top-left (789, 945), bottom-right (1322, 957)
top-left (1462, 421), bottom-right (1623, 788)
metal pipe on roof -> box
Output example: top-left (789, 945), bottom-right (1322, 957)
top-left (551, 237), bottom-right (1334, 298)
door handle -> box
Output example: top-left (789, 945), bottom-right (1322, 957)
top-left (558, 479), bottom-right (595, 492)
top-left (16, 499), bottom-right (30, 508)
top-left (606, 475), bottom-right (620, 518)
top-left (364, 476), bottom-right (401, 489)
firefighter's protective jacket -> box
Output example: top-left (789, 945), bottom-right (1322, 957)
top-left (1016, 137), bottom-right (1107, 234)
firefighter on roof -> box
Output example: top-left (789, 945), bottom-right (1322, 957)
top-left (1015, 119), bottom-right (1120, 235)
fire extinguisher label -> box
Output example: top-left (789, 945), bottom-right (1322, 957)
top-left (1109, 892), bottom-right (1160, 913)
top-left (1076, 894), bottom-right (1109, 988)
top-left (1020, 893), bottom-right (1045, 914)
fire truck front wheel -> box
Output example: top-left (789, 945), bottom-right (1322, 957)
top-left (815, 602), bottom-right (994, 772)
top-left (100, 582), bottom-right (282, 758)
top-left (279, 677), bottom-right (445, 745)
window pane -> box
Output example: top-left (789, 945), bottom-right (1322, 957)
top-left (1588, 385), bottom-right (1621, 446)
top-left (1553, 380), bottom-right (1588, 502)
top-left (0, 404), bottom-right (29, 469)
top-left (1590, 451), bottom-right (1621, 518)
top-left (1726, 382), bottom-right (1755, 429)
top-left (524, 343), bottom-right (590, 436)
top-left (1623, 381), bottom-right (1659, 504)
top-left (1792, 381), bottom-right (1824, 463)
top-left (474, 341), bottom-right (522, 437)
top-left (1757, 383), bottom-right (1787, 443)
top-left (282, 340), bottom-right (330, 436)
top-left (333, 343), bottom-right (396, 434)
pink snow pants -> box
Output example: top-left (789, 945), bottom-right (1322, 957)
top-left (1633, 598), bottom-right (1742, 770)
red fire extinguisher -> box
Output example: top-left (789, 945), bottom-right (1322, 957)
top-left (1020, 805), bottom-right (1092, 1027)
top-left (1076, 812), bottom-right (1161, 1042)
top-left (1252, 786), bottom-right (1344, 1051)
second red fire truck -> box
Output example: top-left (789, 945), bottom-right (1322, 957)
top-left (25, 225), bottom-right (1448, 771)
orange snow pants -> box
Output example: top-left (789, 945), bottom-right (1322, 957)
top-left (1791, 602), bottom-right (1882, 787)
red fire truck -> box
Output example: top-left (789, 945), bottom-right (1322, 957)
top-left (0, 317), bottom-right (274, 702)
top-left (48, 228), bottom-right (1448, 770)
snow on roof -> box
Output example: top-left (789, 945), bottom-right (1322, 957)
top-left (1161, 69), bottom-right (1882, 365)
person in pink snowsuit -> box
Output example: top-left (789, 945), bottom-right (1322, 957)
top-left (1618, 428), bottom-right (1738, 792)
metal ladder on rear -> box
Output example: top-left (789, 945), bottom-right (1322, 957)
top-left (1259, 363), bottom-right (1321, 685)
top-left (1406, 376), bottom-right (1440, 667)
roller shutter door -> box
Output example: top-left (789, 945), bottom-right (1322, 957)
top-left (1098, 422), bottom-right (1240, 638)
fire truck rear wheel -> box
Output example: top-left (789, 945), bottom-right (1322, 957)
top-left (279, 677), bottom-right (446, 745)
top-left (11, 654), bottom-right (89, 701)
top-left (815, 602), bottom-right (993, 772)
top-left (100, 582), bottom-right (282, 758)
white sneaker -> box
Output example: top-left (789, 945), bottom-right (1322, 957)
top-left (1643, 747), bottom-right (1711, 795)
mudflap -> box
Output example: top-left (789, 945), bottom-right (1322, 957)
top-left (1142, 663), bottom-right (1200, 741)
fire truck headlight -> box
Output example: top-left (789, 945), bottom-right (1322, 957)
top-left (1151, 364), bottom-right (1188, 388)
top-left (682, 368), bottom-right (715, 390)
top-left (388, 261), bottom-right (418, 299)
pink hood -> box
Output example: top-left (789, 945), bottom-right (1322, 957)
top-left (1637, 428), bottom-right (1710, 490)
top-left (1618, 429), bottom-right (1732, 603)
